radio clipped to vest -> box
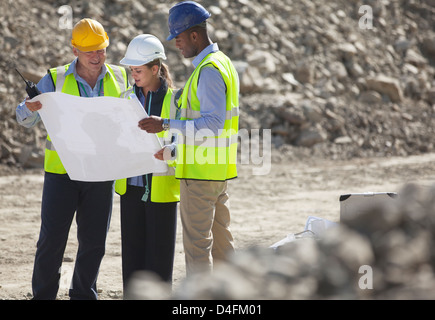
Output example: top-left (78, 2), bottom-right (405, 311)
top-left (15, 68), bottom-right (41, 99)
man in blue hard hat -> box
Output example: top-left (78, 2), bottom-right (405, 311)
top-left (139, 1), bottom-right (240, 276)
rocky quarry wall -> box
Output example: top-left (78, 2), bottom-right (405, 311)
top-left (0, 0), bottom-right (434, 168)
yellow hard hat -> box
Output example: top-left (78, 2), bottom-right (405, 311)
top-left (71, 18), bottom-right (109, 52)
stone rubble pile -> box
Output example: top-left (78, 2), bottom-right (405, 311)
top-left (126, 182), bottom-right (435, 300)
top-left (0, 0), bottom-right (434, 168)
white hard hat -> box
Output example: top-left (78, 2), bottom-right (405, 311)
top-left (120, 34), bottom-right (167, 66)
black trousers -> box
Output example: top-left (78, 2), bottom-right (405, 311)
top-left (32, 172), bottom-right (113, 300)
top-left (120, 185), bottom-right (177, 289)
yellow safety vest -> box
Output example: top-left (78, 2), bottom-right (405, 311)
top-left (45, 63), bottom-right (128, 174)
top-left (176, 51), bottom-right (239, 181)
top-left (114, 88), bottom-right (181, 203)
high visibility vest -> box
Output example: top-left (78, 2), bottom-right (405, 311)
top-left (44, 63), bottom-right (128, 174)
top-left (114, 88), bottom-right (181, 203)
top-left (175, 51), bottom-right (239, 181)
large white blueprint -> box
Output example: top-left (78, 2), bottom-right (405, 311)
top-left (31, 92), bottom-right (167, 181)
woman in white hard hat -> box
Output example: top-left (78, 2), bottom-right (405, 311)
top-left (115, 34), bottom-right (181, 291)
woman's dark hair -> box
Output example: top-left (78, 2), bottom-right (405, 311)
top-left (146, 59), bottom-right (174, 88)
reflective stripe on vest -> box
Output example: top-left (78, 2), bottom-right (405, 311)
top-left (175, 51), bottom-right (239, 181)
top-left (44, 63), bottom-right (128, 174)
top-left (114, 88), bottom-right (181, 203)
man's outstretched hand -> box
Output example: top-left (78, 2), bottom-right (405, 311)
top-left (138, 115), bottom-right (163, 133)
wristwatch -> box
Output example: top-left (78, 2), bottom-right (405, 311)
top-left (162, 118), bottom-right (170, 131)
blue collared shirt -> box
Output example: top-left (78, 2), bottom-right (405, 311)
top-left (16, 58), bottom-right (109, 128)
top-left (169, 43), bottom-right (227, 136)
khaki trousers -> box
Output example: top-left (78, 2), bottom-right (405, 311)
top-left (180, 179), bottom-right (235, 275)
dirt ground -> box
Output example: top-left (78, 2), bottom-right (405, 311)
top-left (1, 152), bottom-right (435, 300)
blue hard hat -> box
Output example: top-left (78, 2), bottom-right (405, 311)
top-left (166, 1), bottom-right (211, 41)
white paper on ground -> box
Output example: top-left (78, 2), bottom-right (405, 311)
top-left (270, 216), bottom-right (338, 249)
top-left (32, 92), bottom-right (167, 181)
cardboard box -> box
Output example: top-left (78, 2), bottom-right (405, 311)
top-left (339, 192), bottom-right (397, 221)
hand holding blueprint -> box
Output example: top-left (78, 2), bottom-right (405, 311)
top-left (31, 92), bottom-right (167, 181)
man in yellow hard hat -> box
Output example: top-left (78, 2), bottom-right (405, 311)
top-left (16, 18), bottom-right (128, 300)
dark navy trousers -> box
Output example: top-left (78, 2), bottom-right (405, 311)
top-left (32, 172), bottom-right (113, 300)
top-left (120, 185), bottom-right (177, 289)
